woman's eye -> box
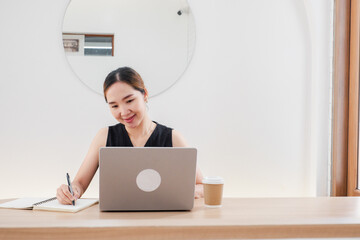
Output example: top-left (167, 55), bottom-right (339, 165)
top-left (111, 105), bottom-right (118, 108)
top-left (127, 99), bottom-right (134, 104)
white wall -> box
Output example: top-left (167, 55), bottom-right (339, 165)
top-left (0, 0), bottom-right (331, 199)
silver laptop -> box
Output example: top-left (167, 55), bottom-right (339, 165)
top-left (99, 147), bottom-right (197, 211)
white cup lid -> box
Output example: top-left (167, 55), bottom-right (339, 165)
top-left (202, 176), bottom-right (224, 184)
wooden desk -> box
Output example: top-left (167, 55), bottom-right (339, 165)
top-left (1, 197), bottom-right (360, 239)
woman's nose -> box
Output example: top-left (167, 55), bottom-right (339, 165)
top-left (119, 106), bottom-right (130, 117)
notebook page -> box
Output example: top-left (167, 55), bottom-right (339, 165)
top-left (0, 198), bottom-right (48, 209)
top-left (33, 198), bottom-right (98, 213)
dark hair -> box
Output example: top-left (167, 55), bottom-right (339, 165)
top-left (103, 67), bottom-right (146, 102)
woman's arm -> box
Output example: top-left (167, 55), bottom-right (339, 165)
top-left (172, 129), bottom-right (204, 199)
top-left (56, 127), bottom-right (108, 204)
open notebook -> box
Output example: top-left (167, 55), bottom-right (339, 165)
top-left (0, 197), bottom-right (98, 213)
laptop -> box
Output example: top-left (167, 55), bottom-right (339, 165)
top-left (99, 147), bottom-right (197, 211)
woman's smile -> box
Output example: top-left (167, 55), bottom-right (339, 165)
top-left (124, 114), bottom-right (136, 123)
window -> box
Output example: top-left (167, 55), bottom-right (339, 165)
top-left (347, 0), bottom-right (360, 195)
top-left (332, 0), bottom-right (360, 196)
top-left (84, 35), bottom-right (113, 56)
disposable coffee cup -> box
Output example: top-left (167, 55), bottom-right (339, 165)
top-left (202, 176), bottom-right (224, 208)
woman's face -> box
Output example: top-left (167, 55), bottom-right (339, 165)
top-left (105, 81), bottom-right (147, 128)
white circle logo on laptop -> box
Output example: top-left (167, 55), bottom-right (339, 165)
top-left (136, 169), bottom-right (162, 192)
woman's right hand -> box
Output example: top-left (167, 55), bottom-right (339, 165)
top-left (56, 184), bottom-right (81, 205)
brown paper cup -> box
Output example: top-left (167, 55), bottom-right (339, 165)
top-left (202, 177), bottom-right (224, 208)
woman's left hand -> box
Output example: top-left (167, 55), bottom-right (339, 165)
top-left (194, 184), bottom-right (204, 199)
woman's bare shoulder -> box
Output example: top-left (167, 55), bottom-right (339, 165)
top-left (98, 127), bottom-right (109, 136)
top-left (172, 129), bottom-right (188, 147)
top-left (91, 127), bottom-right (109, 147)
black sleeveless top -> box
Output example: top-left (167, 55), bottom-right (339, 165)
top-left (106, 121), bottom-right (173, 147)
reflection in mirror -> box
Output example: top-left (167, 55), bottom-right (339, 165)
top-left (63, 34), bottom-right (114, 56)
top-left (62, 0), bottom-right (195, 97)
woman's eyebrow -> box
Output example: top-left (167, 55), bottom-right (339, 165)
top-left (122, 94), bottom-right (134, 101)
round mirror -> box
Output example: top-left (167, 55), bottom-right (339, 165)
top-left (62, 0), bottom-right (195, 97)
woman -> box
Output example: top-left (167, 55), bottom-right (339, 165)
top-left (57, 67), bottom-right (204, 205)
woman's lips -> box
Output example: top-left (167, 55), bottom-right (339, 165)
top-left (124, 114), bottom-right (135, 123)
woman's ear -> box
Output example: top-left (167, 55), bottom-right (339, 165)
top-left (144, 88), bottom-right (149, 102)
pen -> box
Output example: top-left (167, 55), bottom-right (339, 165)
top-left (66, 173), bottom-right (75, 206)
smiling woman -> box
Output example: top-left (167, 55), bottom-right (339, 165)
top-left (104, 68), bottom-right (152, 140)
top-left (56, 67), bottom-right (204, 205)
